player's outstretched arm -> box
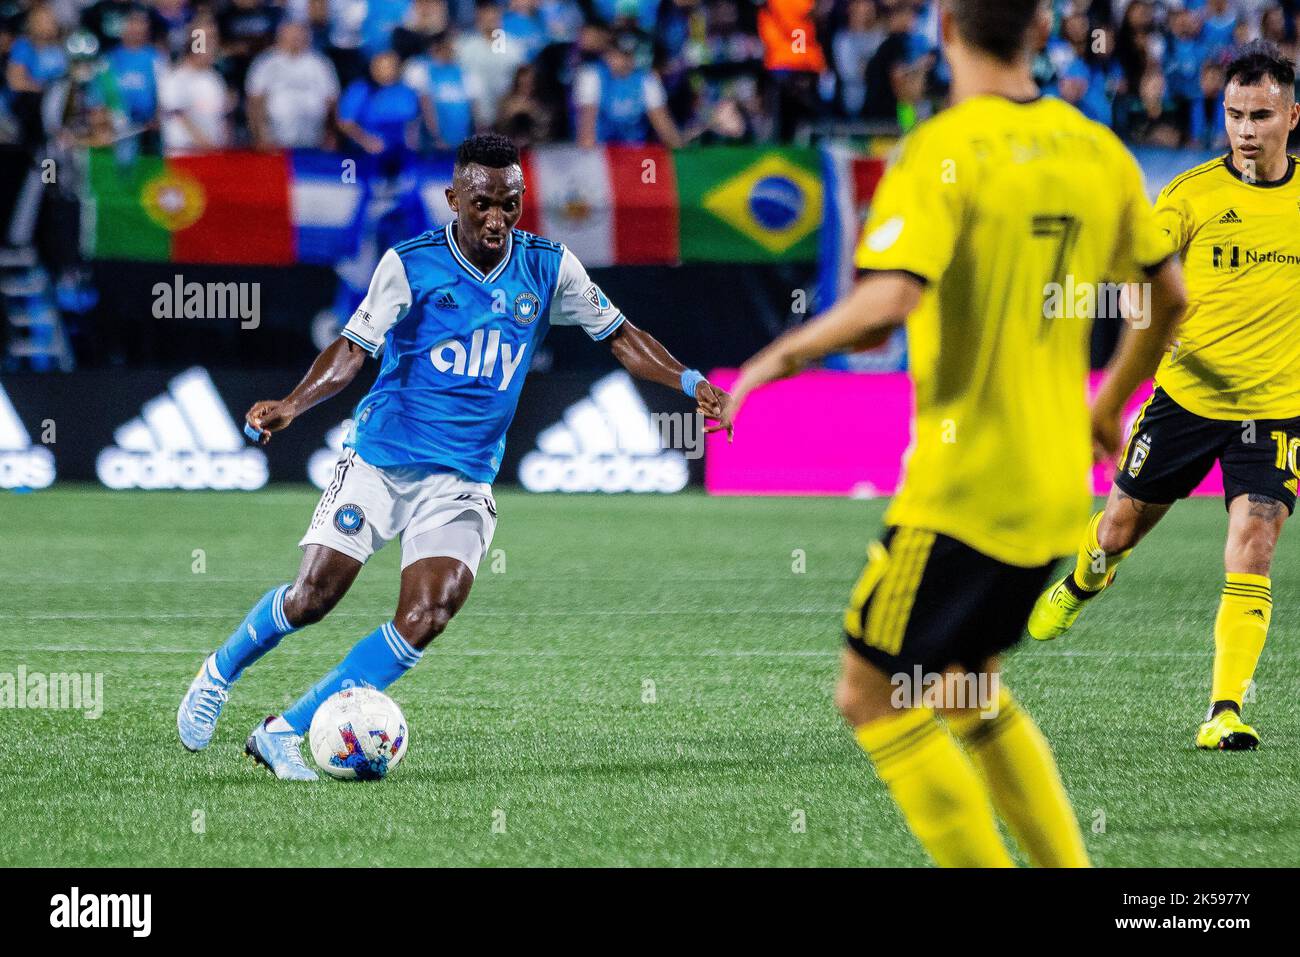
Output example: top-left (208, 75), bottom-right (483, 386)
top-left (244, 337), bottom-right (369, 445)
top-left (712, 271), bottom-right (923, 434)
top-left (1091, 257), bottom-right (1188, 460)
top-left (607, 320), bottom-right (731, 427)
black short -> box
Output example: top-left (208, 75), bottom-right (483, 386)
top-left (843, 527), bottom-right (1055, 675)
top-left (1114, 387), bottom-right (1300, 513)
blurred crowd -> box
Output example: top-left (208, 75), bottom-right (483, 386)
top-left (1, 0), bottom-right (1298, 157)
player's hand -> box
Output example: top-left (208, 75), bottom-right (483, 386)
top-left (245, 400), bottom-right (296, 446)
top-left (695, 382), bottom-right (733, 442)
top-left (1090, 399), bottom-right (1124, 464)
top-left (706, 348), bottom-right (800, 441)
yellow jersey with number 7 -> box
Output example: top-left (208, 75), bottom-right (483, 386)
top-left (854, 94), bottom-right (1173, 567)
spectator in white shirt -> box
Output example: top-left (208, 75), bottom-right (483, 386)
top-left (456, 0), bottom-right (525, 129)
top-left (159, 23), bottom-right (233, 152)
top-left (246, 20), bottom-right (340, 148)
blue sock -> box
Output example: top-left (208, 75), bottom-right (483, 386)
top-left (213, 584), bottom-right (296, 684)
top-left (281, 622), bottom-right (423, 734)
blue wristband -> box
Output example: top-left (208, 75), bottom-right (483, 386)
top-left (681, 369), bottom-right (705, 399)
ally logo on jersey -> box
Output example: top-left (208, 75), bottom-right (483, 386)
top-left (339, 226), bottom-right (593, 483)
top-left (430, 328), bottom-right (530, 391)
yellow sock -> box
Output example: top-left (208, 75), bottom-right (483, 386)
top-left (1211, 573), bottom-right (1272, 708)
top-left (854, 708), bottom-right (1014, 867)
top-left (947, 688), bottom-right (1090, 868)
top-left (1071, 511), bottom-right (1131, 592)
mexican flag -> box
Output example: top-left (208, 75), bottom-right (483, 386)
top-left (515, 144), bottom-right (679, 267)
top-left (83, 148), bottom-right (365, 265)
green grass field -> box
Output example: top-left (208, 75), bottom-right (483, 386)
top-left (3, 487), bottom-right (1298, 867)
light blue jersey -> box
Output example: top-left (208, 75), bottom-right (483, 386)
top-left (340, 223), bottom-right (625, 482)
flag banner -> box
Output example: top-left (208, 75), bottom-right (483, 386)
top-left (674, 146), bottom-right (822, 263)
top-left (84, 148), bottom-right (364, 266)
top-left (85, 145), bottom-right (831, 267)
top-left (516, 144), bottom-right (678, 267)
top-left (84, 149), bottom-right (297, 265)
top-left (816, 140), bottom-right (904, 372)
top-left (817, 142), bottom-right (886, 307)
top-left (291, 150), bottom-right (368, 265)
top-left (404, 152), bottom-right (456, 233)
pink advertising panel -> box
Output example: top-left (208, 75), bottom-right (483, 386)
top-left (705, 369), bottom-right (1224, 498)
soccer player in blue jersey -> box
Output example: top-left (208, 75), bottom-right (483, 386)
top-left (177, 133), bottom-right (730, 780)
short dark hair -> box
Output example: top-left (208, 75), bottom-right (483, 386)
top-left (455, 133), bottom-right (520, 171)
top-left (1225, 40), bottom-right (1297, 91)
top-left (948, 0), bottom-right (1043, 64)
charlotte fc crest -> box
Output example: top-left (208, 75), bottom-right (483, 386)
top-left (513, 292), bottom-right (541, 325)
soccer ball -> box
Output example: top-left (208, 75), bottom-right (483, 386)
top-left (308, 687), bottom-right (409, 781)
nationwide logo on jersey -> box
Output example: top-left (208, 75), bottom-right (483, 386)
top-left (701, 153), bottom-right (823, 256)
top-left (96, 367), bottom-right (268, 490)
top-left (1219, 209), bottom-right (1243, 225)
top-left (0, 382), bottom-right (55, 489)
top-left (513, 292), bottom-right (541, 325)
top-left (333, 503), bottom-right (365, 535)
top-left (434, 291), bottom-right (459, 310)
top-left (518, 371), bottom-right (688, 494)
top-left (1212, 244), bottom-right (1241, 272)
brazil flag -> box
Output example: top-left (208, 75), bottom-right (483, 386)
top-left (673, 147), bottom-right (823, 263)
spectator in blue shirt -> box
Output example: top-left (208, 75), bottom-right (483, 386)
top-left (502, 0), bottom-right (547, 61)
top-left (1190, 59), bottom-right (1229, 150)
top-left (573, 29), bottom-right (680, 146)
top-left (1201, 0), bottom-right (1239, 60)
top-left (105, 10), bottom-right (164, 126)
top-left (6, 5), bottom-right (68, 93)
top-left (361, 0), bottom-right (410, 56)
top-left (338, 49), bottom-right (421, 162)
top-left (403, 30), bottom-right (479, 148)
top-left (1164, 8), bottom-right (1205, 103)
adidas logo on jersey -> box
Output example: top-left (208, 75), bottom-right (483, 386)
top-left (96, 367), bottom-right (268, 490)
top-left (519, 371), bottom-right (688, 494)
top-left (1219, 209), bottom-right (1243, 224)
top-left (431, 330), bottom-right (527, 392)
top-left (434, 291), bottom-right (459, 310)
top-left (0, 382), bottom-right (55, 489)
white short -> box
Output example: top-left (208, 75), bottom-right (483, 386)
top-left (299, 449), bottom-right (497, 575)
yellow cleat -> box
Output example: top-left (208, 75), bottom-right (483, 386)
top-left (1196, 710), bottom-right (1260, 751)
top-left (1027, 574), bottom-right (1108, 641)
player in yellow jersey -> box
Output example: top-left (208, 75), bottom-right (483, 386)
top-left (711, 0), bottom-right (1186, 868)
top-left (1028, 42), bottom-right (1300, 752)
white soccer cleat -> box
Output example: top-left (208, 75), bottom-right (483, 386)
top-left (177, 657), bottom-right (230, 751)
